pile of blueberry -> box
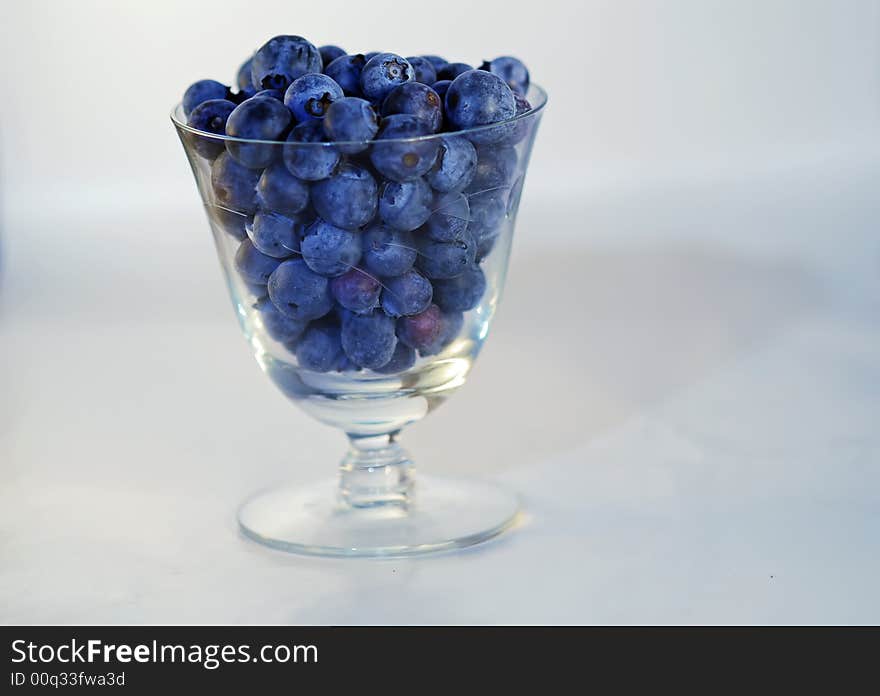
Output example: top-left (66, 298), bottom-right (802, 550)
top-left (181, 35), bottom-right (534, 374)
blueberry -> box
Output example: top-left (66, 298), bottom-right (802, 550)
top-left (296, 324), bottom-right (344, 372)
top-left (322, 97), bottom-right (379, 153)
top-left (378, 178), bottom-right (433, 231)
top-left (237, 58), bottom-right (256, 91)
top-left (381, 269), bottom-right (433, 317)
top-left (436, 62), bottom-right (472, 81)
top-left (362, 224), bottom-right (417, 277)
top-left (229, 87), bottom-right (257, 104)
top-left (415, 230), bottom-right (477, 279)
top-left (210, 206), bottom-right (250, 241)
top-left (324, 54), bottom-right (366, 96)
top-left (283, 121), bottom-right (340, 181)
top-left (284, 73), bottom-right (344, 121)
top-left (319, 44), bottom-right (346, 68)
top-left (341, 311), bottom-right (398, 369)
top-left (363, 51), bottom-right (381, 62)
top-left (330, 268), bottom-right (382, 313)
top-left (370, 115), bottom-right (439, 182)
top-left (431, 80), bottom-right (452, 100)
top-left (466, 189), bottom-right (506, 241)
top-left (420, 310), bottom-right (465, 356)
top-left (405, 56), bottom-right (438, 85)
top-left (268, 258), bottom-right (334, 321)
top-left (301, 218), bottom-right (362, 277)
top-left (234, 238), bottom-right (281, 285)
top-left (479, 56), bottom-right (529, 95)
top-left (256, 163), bottom-right (309, 216)
top-left (372, 341), bottom-right (416, 374)
top-left (187, 99), bottom-right (236, 159)
top-left (445, 70), bottom-right (516, 135)
top-left (225, 96), bottom-right (292, 168)
top-left (425, 135), bottom-right (477, 193)
top-left (424, 192), bottom-right (469, 242)
top-left (247, 210), bottom-right (304, 258)
top-left (359, 53), bottom-right (413, 101)
top-left (251, 35), bottom-right (322, 92)
top-left (381, 83), bottom-right (443, 133)
top-left (183, 79), bottom-right (230, 117)
top-left (431, 266), bottom-right (485, 312)
top-left (465, 145), bottom-right (518, 194)
top-left (254, 296), bottom-right (308, 344)
top-left (421, 55), bottom-right (448, 71)
top-left (397, 304), bottom-right (443, 352)
top-left (310, 163), bottom-right (377, 230)
top-left (211, 151), bottom-right (260, 214)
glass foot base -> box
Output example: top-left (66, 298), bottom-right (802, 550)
top-left (238, 476), bottom-right (520, 558)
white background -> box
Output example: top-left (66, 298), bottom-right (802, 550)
top-left (1, 1), bottom-right (879, 623)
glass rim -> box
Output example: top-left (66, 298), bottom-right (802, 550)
top-left (170, 83), bottom-right (547, 147)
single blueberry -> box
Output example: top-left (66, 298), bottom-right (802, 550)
top-left (425, 135), bottom-right (477, 193)
top-left (423, 192), bottom-right (469, 242)
top-left (466, 189), bottom-right (506, 240)
top-left (372, 341), bottom-right (416, 374)
top-left (254, 296), bottom-right (308, 344)
top-left (284, 73), bottom-right (344, 121)
top-left (341, 311), bottom-right (398, 369)
top-left (322, 97), bottom-right (379, 154)
top-left (378, 178), bottom-right (433, 231)
top-left (301, 218), bottom-right (362, 277)
top-left (370, 115), bottom-right (439, 182)
top-left (361, 224), bottom-right (417, 277)
top-left (183, 79), bottom-right (230, 117)
top-left (311, 163), bottom-right (377, 229)
top-left (465, 145), bottom-right (518, 194)
top-left (247, 210), bottom-right (304, 258)
top-left (431, 80), bottom-right (452, 100)
top-left (237, 58), bottom-right (256, 91)
top-left (330, 268), bottom-right (382, 313)
top-left (420, 55), bottom-right (448, 71)
top-left (359, 53), bottom-right (414, 101)
top-left (319, 44), bottom-right (346, 68)
top-left (431, 266), bottom-right (486, 312)
top-left (211, 151), bottom-right (261, 214)
top-left (397, 304), bottom-right (443, 352)
top-left (324, 54), bottom-right (367, 96)
top-left (415, 230), bottom-right (477, 279)
top-left (225, 96), bottom-right (292, 168)
top-left (381, 269), bottom-right (433, 317)
top-left (436, 62), bottom-right (473, 81)
top-left (405, 56), bottom-right (438, 85)
top-left (479, 56), bottom-right (529, 95)
top-left (419, 310), bottom-right (465, 356)
top-left (268, 258), bottom-right (334, 321)
top-left (256, 163), bottom-right (309, 217)
top-left (187, 99), bottom-right (236, 159)
top-left (445, 70), bottom-right (516, 135)
top-left (381, 83), bottom-right (443, 133)
top-left (296, 324), bottom-right (344, 372)
top-left (251, 35), bottom-right (323, 92)
top-left (283, 120), bottom-right (340, 181)
top-left (234, 238), bottom-right (282, 285)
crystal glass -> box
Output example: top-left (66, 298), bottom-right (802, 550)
top-left (172, 86), bottom-right (546, 556)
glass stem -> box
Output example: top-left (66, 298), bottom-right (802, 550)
top-left (338, 432), bottom-right (414, 510)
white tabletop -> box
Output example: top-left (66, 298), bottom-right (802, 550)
top-left (2, 149), bottom-right (878, 624)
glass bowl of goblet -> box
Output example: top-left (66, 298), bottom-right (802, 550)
top-left (172, 86), bottom-right (546, 556)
